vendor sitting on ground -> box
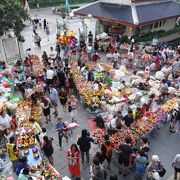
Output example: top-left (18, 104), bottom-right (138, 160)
top-left (123, 109), bottom-right (134, 128)
top-left (139, 77), bottom-right (150, 91)
top-left (92, 52), bottom-right (100, 62)
top-left (118, 81), bottom-right (126, 91)
top-left (106, 111), bottom-right (127, 135)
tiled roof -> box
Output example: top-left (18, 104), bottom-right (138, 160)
top-left (75, 1), bottom-right (180, 25)
top-left (75, 2), bottom-right (134, 24)
top-left (136, 1), bottom-right (180, 24)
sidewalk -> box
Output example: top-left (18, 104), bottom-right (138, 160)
top-left (159, 32), bottom-right (180, 42)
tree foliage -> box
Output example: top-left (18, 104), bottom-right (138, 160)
top-left (0, 0), bottom-right (28, 36)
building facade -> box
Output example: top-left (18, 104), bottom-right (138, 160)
top-left (75, 0), bottom-right (180, 38)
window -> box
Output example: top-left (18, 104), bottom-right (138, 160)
top-left (154, 22), bottom-right (159, 28)
top-left (159, 21), bottom-right (162, 27)
top-left (150, 23), bottom-right (153, 29)
top-left (163, 20), bottom-right (166, 25)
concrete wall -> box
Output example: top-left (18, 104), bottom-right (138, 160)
top-left (0, 36), bottom-right (6, 63)
top-left (151, 18), bottom-right (176, 32)
top-left (100, 0), bottom-right (131, 5)
top-left (67, 18), bottom-right (97, 42)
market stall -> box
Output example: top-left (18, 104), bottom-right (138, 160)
top-left (68, 50), bottom-right (179, 154)
top-left (0, 97), bottom-right (62, 179)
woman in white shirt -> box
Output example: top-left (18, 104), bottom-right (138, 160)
top-left (106, 111), bottom-right (127, 135)
top-left (0, 110), bottom-right (11, 135)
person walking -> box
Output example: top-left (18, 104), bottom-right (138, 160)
top-left (42, 136), bottom-right (54, 165)
top-left (118, 136), bottom-right (133, 176)
top-left (67, 144), bottom-right (81, 178)
top-left (90, 158), bottom-right (105, 180)
top-left (59, 87), bottom-right (68, 112)
top-left (55, 118), bottom-right (68, 150)
top-left (45, 23), bottom-right (50, 41)
top-left (34, 33), bottom-right (41, 48)
top-left (94, 40), bottom-right (99, 52)
top-left (43, 19), bottom-right (47, 30)
top-left (39, 127), bottom-right (47, 148)
top-left (135, 150), bottom-right (147, 180)
top-left (42, 51), bottom-right (48, 65)
top-left (49, 85), bottom-right (58, 117)
top-left (147, 155), bottom-right (166, 180)
top-left (57, 68), bottom-right (66, 88)
top-left (66, 73), bottom-right (75, 94)
top-left (172, 154), bottom-right (180, 180)
top-left (49, 46), bottom-right (57, 62)
top-left (67, 95), bottom-right (79, 122)
top-left (77, 129), bottom-right (94, 164)
top-left (32, 22), bottom-right (37, 34)
top-left (41, 96), bottom-right (51, 123)
top-left (46, 66), bottom-right (55, 88)
top-left (100, 134), bottom-right (112, 169)
top-left (88, 31), bottom-right (93, 45)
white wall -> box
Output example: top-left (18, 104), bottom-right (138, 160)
top-left (100, 0), bottom-right (131, 5)
top-left (0, 36), bottom-right (6, 63)
top-left (151, 18), bottom-right (176, 32)
top-left (66, 18), bottom-right (97, 42)
top-left (66, 19), bottom-right (83, 41)
top-left (84, 18), bottom-right (97, 40)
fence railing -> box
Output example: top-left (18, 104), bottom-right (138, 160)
top-left (28, 0), bottom-right (95, 8)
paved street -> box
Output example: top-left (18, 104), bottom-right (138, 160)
top-left (16, 7), bottom-right (180, 180)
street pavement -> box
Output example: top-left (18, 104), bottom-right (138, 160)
top-left (16, 7), bottom-right (180, 180)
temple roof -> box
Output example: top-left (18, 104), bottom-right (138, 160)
top-left (74, 0), bottom-right (180, 26)
top-left (75, 2), bottom-right (134, 25)
top-left (136, 1), bottom-right (180, 24)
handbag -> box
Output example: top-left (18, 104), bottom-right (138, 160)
top-left (158, 162), bottom-right (166, 177)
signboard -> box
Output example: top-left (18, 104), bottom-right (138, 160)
top-left (2, 37), bottom-right (21, 66)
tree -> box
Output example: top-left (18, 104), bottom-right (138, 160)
top-left (0, 0), bottom-right (28, 37)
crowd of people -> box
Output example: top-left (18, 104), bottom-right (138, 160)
top-left (0, 28), bottom-right (180, 180)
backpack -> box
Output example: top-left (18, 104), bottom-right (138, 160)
top-left (104, 144), bottom-right (112, 157)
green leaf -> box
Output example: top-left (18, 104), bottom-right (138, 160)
top-left (0, 0), bottom-right (28, 36)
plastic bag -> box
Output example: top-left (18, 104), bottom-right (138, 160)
top-left (152, 171), bottom-right (160, 180)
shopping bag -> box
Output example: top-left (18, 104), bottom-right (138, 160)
top-left (158, 168), bottom-right (166, 177)
top-left (152, 171), bottom-right (160, 180)
top-left (158, 163), bottom-right (166, 177)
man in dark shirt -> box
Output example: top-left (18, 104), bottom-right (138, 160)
top-left (77, 129), bottom-right (94, 163)
top-left (119, 136), bottom-right (133, 176)
top-left (123, 109), bottom-right (134, 128)
top-left (88, 31), bottom-right (93, 45)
